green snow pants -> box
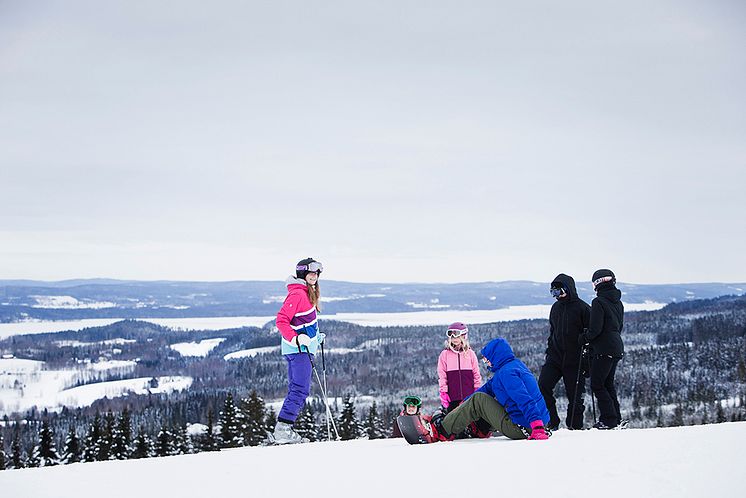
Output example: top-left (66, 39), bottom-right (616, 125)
top-left (442, 392), bottom-right (527, 440)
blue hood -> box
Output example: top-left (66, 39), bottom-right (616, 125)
top-left (480, 338), bottom-right (515, 372)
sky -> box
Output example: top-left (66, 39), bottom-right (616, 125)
top-left (1, 1), bottom-right (744, 284)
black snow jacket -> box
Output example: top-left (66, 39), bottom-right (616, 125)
top-left (584, 283), bottom-right (625, 358)
top-left (546, 274), bottom-right (591, 367)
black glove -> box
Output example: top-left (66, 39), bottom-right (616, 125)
top-left (578, 333), bottom-right (589, 346)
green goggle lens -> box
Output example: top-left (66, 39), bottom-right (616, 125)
top-left (403, 396), bottom-right (421, 407)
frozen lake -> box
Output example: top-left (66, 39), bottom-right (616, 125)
top-left (0, 302), bottom-right (665, 339)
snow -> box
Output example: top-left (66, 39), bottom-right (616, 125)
top-left (0, 316), bottom-right (275, 339)
top-left (29, 295), bottom-right (116, 309)
top-left (323, 302), bottom-right (665, 327)
top-left (0, 358), bottom-right (138, 416)
top-left (223, 346), bottom-right (279, 360)
top-left (0, 303), bottom-right (665, 339)
top-left (324, 347), bottom-right (364, 354)
top-left (186, 423), bottom-right (207, 436)
top-left (266, 294), bottom-right (386, 304)
top-left (88, 360), bottom-right (137, 371)
top-left (54, 376), bottom-right (192, 409)
top-left (0, 319), bottom-right (128, 340)
top-left (169, 338), bottom-right (226, 357)
top-left (54, 338), bottom-right (137, 347)
top-left (1, 422), bottom-right (743, 498)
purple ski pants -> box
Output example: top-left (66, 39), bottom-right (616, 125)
top-left (278, 353), bottom-right (313, 424)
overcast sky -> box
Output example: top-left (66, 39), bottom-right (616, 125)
top-left (1, 1), bottom-right (744, 284)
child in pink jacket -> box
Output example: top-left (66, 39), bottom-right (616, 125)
top-left (438, 322), bottom-right (482, 412)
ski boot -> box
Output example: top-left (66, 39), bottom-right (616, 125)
top-left (429, 412), bottom-right (455, 442)
top-left (270, 421), bottom-right (309, 444)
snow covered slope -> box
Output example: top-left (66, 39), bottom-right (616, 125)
top-left (1, 422), bottom-right (743, 498)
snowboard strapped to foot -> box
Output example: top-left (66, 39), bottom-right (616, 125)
top-left (396, 415), bottom-right (437, 444)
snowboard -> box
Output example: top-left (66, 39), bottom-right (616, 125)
top-left (396, 415), bottom-right (436, 444)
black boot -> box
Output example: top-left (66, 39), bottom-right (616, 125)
top-left (430, 412), bottom-right (454, 441)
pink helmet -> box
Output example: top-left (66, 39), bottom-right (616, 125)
top-left (446, 322), bottom-right (468, 338)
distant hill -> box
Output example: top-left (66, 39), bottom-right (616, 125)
top-left (1, 278), bottom-right (743, 322)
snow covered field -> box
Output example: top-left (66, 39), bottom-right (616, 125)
top-left (170, 338), bottom-right (226, 357)
top-left (0, 357), bottom-right (191, 416)
top-left (0, 316), bottom-right (276, 340)
top-left (0, 302), bottom-right (665, 339)
top-left (1, 422), bottom-right (742, 498)
top-left (223, 346), bottom-right (279, 360)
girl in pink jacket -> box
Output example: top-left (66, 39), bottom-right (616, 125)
top-left (438, 322), bottom-right (482, 412)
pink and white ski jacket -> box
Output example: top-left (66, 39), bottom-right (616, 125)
top-left (276, 277), bottom-right (324, 355)
top-left (437, 348), bottom-right (482, 402)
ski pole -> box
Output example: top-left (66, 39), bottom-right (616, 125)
top-left (321, 342), bottom-right (331, 442)
top-left (312, 364), bottom-right (340, 440)
top-left (299, 332), bottom-right (339, 440)
top-left (569, 347), bottom-right (585, 429)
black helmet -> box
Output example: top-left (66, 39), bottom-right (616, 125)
top-left (296, 257), bottom-right (323, 280)
top-left (592, 269), bottom-right (616, 289)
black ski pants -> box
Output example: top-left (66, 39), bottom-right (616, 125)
top-left (538, 356), bottom-right (585, 429)
top-left (590, 355), bottom-right (621, 427)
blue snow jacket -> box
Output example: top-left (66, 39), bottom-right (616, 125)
top-left (476, 338), bottom-right (550, 428)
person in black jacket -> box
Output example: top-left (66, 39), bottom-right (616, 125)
top-left (579, 269), bottom-right (625, 429)
top-left (538, 274), bottom-right (591, 430)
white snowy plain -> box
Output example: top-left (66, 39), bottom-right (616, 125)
top-left (1, 422), bottom-right (742, 498)
top-left (0, 302), bottom-right (665, 339)
top-left (169, 338), bottom-right (226, 357)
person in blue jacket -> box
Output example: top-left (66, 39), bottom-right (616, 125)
top-left (431, 337), bottom-right (551, 440)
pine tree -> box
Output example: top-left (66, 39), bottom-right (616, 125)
top-left (26, 442), bottom-right (41, 468)
top-left (265, 407), bottom-right (277, 433)
top-left (38, 419), bottom-right (60, 466)
top-left (240, 391), bottom-right (268, 446)
top-left (200, 410), bottom-right (219, 452)
top-left (655, 408), bottom-right (664, 428)
top-left (173, 424), bottom-right (193, 455)
top-left (364, 402), bottom-right (386, 439)
top-left (98, 412), bottom-right (116, 461)
top-left (316, 407), bottom-right (341, 441)
top-left (62, 426), bottom-right (82, 464)
top-left (338, 395), bottom-right (360, 440)
top-left (131, 426), bottom-right (153, 459)
top-left (295, 405), bottom-right (317, 442)
top-left (671, 403), bottom-right (685, 427)
top-left (716, 401), bottom-right (727, 423)
top-left (219, 393), bottom-right (243, 448)
top-left (82, 414), bottom-right (102, 462)
top-left (0, 432), bottom-right (6, 471)
top-left (155, 425), bottom-right (173, 457)
top-left (11, 429), bottom-right (24, 469)
top-left (737, 359), bottom-right (746, 382)
top-left (112, 408), bottom-right (132, 460)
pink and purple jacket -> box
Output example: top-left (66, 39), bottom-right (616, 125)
top-left (437, 348), bottom-right (482, 402)
top-left (276, 277), bottom-right (324, 356)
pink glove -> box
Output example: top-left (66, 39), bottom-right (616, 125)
top-left (528, 420), bottom-right (549, 440)
top-left (439, 391), bottom-right (451, 408)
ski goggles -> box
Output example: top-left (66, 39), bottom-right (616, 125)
top-left (297, 261), bottom-right (324, 274)
top-left (550, 287), bottom-right (565, 298)
top-left (446, 327), bottom-right (468, 338)
top-left (403, 395), bottom-right (422, 407)
top-left (592, 276), bottom-right (614, 289)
